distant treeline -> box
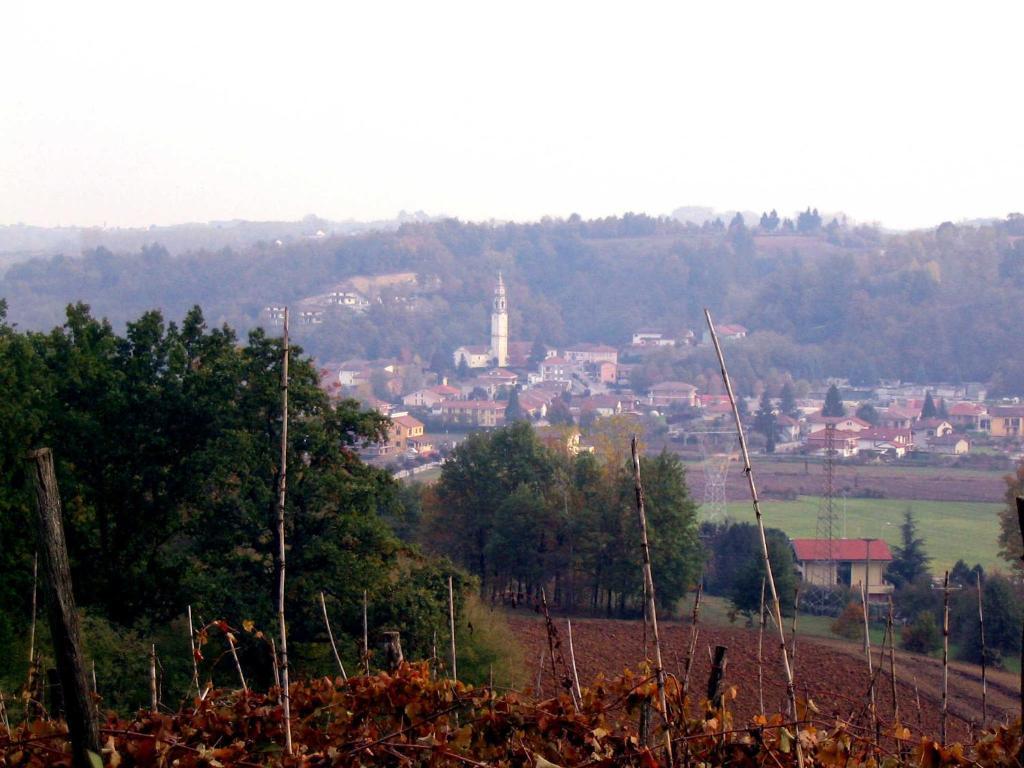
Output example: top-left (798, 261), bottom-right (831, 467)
top-left (4, 213), bottom-right (1024, 394)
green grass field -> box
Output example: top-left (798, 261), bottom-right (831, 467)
top-left (701, 496), bottom-right (1005, 573)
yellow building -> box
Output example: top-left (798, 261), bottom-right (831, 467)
top-left (792, 538), bottom-right (893, 601)
top-left (987, 405), bottom-right (1024, 437)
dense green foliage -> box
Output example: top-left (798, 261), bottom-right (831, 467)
top-left (0, 304), bottom-right (508, 707)
top-left (887, 510), bottom-right (932, 588)
top-left (422, 423), bottom-right (703, 616)
top-left (700, 522), bottom-right (797, 616)
top-left (6, 214), bottom-right (1024, 394)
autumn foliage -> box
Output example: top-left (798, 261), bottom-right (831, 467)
top-left (3, 662), bottom-right (1022, 767)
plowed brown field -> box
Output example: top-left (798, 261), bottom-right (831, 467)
top-left (507, 611), bottom-right (1019, 744)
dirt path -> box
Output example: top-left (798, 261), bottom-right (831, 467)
top-left (506, 611), bottom-right (1017, 745)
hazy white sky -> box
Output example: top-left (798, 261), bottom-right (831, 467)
top-left (2, 1), bottom-right (1021, 230)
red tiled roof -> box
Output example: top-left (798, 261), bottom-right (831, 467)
top-left (650, 381), bottom-right (697, 393)
top-left (810, 415), bottom-right (870, 427)
top-left (440, 400), bottom-right (507, 411)
top-left (542, 356), bottom-right (569, 365)
top-left (948, 403), bottom-right (986, 416)
top-left (717, 324), bottom-right (748, 335)
top-left (393, 414), bottom-right (424, 429)
top-left (792, 538), bottom-right (893, 562)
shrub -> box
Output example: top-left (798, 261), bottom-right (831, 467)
top-left (831, 602), bottom-right (864, 640)
top-left (901, 611), bottom-right (941, 654)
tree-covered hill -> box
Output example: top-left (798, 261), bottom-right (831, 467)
top-left (4, 212), bottom-right (1024, 393)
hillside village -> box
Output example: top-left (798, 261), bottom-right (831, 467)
top-left (303, 273), bottom-right (1023, 468)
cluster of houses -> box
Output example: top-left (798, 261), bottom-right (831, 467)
top-left (263, 271), bottom-right (434, 326)
top-left (311, 273), bottom-right (1024, 465)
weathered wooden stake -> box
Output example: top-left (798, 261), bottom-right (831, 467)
top-left (381, 631), bottom-right (404, 671)
top-left (28, 551), bottom-right (38, 677)
top-left (941, 570), bottom-right (950, 744)
top-left (860, 580), bottom-right (878, 742)
top-left (90, 661), bottom-right (97, 697)
top-left (26, 448), bottom-right (100, 768)
top-left (757, 577), bottom-right (766, 717)
top-left (566, 618), bottom-right (582, 702)
top-left (187, 605), bottom-right (200, 697)
top-left (0, 688), bottom-right (11, 738)
top-left (363, 589), bottom-right (370, 675)
top-left (150, 644), bottom-right (158, 710)
top-left (630, 435), bottom-right (673, 767)
top-left (1016, 496), bottom-right (1024, 725)
top-left (448, 575), bottom-right (458, 683)
top-left (977, 569), bottom-right (987, 726)
top-left (681, 581), bottom-right (703, 710)
top-left (886, 594), bottom-right (900, 727)
top-left (275, 308), bottom-right (293, 755)
top-left (706, 645), bottom-right (728, 702)
top-left (705, 310), bottom-right (803, 768)
top-left (269, 637), bottom-right (281, 702)
top-left (319, 591), bottom-right (348, 679)
top-left (789, 584), bottom-right (800, 678)
top-left (226, 633), bottom-right (247, 693)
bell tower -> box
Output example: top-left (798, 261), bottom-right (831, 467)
top-left (490, 271), bottom-right (509, 367)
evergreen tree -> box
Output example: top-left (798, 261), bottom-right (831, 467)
top-left (887, 509), bottom-right (931, 588)
top-left (921, 391), bottom-right (937, 418)
top-left (855, 403), bottom-right (879, 425)
top-left (505, 386), bottom-right (523, 421)
top-left (822, 384), bottom-right (846, 416)
top-left (530, 338), bottom-right (548, 367)
top-left (937, 397), bottom-right (949, 419)
top-left (754, 391), bottom-right (777, 453)
top-left (779, 382), bottom-right (799, 418)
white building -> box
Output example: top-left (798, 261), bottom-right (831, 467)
top-left (491, 272), bottom-right (509, 367)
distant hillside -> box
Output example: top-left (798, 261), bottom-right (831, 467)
top-left (4, 212), bottom-right (1024, 395)
top-left (0, 210), bottom-right (437, 266)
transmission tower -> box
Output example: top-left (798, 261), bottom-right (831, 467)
top-left (814, 423), bottom-right (840, 576)
top-left (697, 432), bottom-right (734, 523)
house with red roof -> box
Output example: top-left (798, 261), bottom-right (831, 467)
top-left (539, 356), bottom-right (576, 382)
top-left (647, 381), bottom-right (699, 408)
top-left (791, 538), bottom-right (893, 600)
top-left (805, 415), bottom-right (871, 434)
top-left (804, 429), bottom-right (861, 457)
top-left (856, 427), bottom-right (914, 458)
top-left (947, 402), bottom-right (988, 431)
top-left (878, 405), bottom-right (918, 430)
top-left (435, 400), bottom-right (507, 427)
top-left (561, 343), bottom-right (619, 365)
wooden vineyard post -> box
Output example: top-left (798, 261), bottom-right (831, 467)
top-left (363, 589), bottom-right (370, 675)
top-left (630, 435), bottom-right (673, 767)
top-left (860, 580), bottom-right (878, 745)
top-left (1016, 496), bottom-right (1024, 725)
top-left (757, 577), bottom-right (766, 718)
top-left (382, 631), bottom-right (404, 672)
top-left (566, 619), bottom-right (582, 702)
top-left (706, 645), bottom-right (728, 702)
top-left (886, 595), bottom-right (900, 728)
top-left (28, 552), bottom-right (38, 680)
top-left (704, 309), bottom-right (804, 768)
top-left (275, 308), bottom-right (293, 756)
top-left (976, 570), bottom-right (987, 726)
top-left (26, 448), bottom-right (101, 768)
top-left (319, 591), bottom-right (348, 679)
top-left (150, 644), bottom-right (158, 710)
top-left (680, 581), bottom-right (703, 711)
top-left (448, 575), bottom-right (458, 683)
top-left (941, 570), bottom-right (951, 744)
top-left (187, 605), bottom-right (199, 697)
